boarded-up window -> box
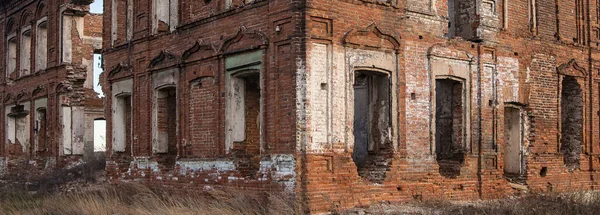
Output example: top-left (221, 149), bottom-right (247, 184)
top-left (504, 106), bottom-right (526, 182)
top-left (7, 36), bottom-right (17, 77)
top-left (36, 20), bottom-right (48, 71)
top-left (113, 95), bottom-right (132, 152)
top-left (152, 0), bottom-right (178, 33)
top-left (20, 28), bottom-right (32, 76)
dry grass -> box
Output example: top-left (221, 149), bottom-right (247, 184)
top-left (355, 191), bottom-right (600, 215)
top-left (0, 183), bottom-right (298, 215)
top-left (4, 185), bottom-right (600, 215)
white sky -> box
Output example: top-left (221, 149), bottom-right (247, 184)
top-left (91, 0), bottom-right (105, 151)
top-left (93, 54), bottom-right (106, 151)
top-left (90, 0), bottom-right (103, 14)
top-left (94, 120), bottom-right (106, 151)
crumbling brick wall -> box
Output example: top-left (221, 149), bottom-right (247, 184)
top-left (0, 0), bottom-right (103, 178)
top-left (102, 0), bottom-right (301, 194)
top-left (100, 0), bottom-right (600, 214)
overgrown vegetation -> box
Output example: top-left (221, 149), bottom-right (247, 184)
top-left (3, 158), bottom-right (600, 215)
top-left (0, 183), bottom-right (297, 215)
top-left (353, 191), bottom-right (600, 215)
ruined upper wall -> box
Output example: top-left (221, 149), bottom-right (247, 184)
top-left (0, 0), bottom-right (101, 83)
top-left (103, 0), bottom-right (298, 50)
top-left (401, 0), bottom-right (594, 46)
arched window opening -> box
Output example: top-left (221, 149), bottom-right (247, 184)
top-left (36, 20), bottom-right (48, 71)
top-left (435, 78), bottom-right (465, 178)
top-left (7, 36), bottom-right (17, 77)
top-left (154, 86), bottom-right (177, 167)
top-left (561, 76), bottom-right (583, 171)
top-left (35, 108), bottom-right (48, 154)
top-left (352, 70), bottom-right (393, 184)
top-left (20, 28), bottom-right (32, 76)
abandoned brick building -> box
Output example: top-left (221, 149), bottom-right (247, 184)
top-left (102, 0), bottom-right (600, 213)
top-left (0, 0), bottom-right (103, 175)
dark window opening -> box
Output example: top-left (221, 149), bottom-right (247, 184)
top-left (447, 0), bottom-right (456, 38)
top-left (435, 79), bottom-right (465, 178)
top-left (35, 108), bottom-right (47, 155)
top-left (561, 76), bottom-right (583, 171)
top-left (352, 71), bottom-right (393, 184)
top-left (156, 87), bottom-right (177, 167)
top-left (540, 167), bottom-right (548, 177)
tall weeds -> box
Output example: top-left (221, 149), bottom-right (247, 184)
top-left (0, 183), bottom-right (297, 215)
top-left (359, 191), bottom-right (600, 215)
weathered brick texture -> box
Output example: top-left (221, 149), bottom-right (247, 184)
top-left (0, 0), bottom-right (103, 177)
top-left (99, 0), bottom-right (600, 213)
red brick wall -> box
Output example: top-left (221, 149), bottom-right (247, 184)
top-left (186, 77), bottom-right (219, 158)
top-left (99, 0), bottom-right (600, 214)
top-left (103, 0), bottom-right (302, 195)
top-left (0, 0), bottom-right (102, 175)
top-left (298, 0), bottom-right (600, 213)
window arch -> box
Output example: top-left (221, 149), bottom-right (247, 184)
top-left (35, 1), bottom-right (48, 19)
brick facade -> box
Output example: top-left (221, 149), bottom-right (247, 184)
top-left (102, 0), bottom-right (600, 213)
top-left (0, 0), bottom-right (103, 178)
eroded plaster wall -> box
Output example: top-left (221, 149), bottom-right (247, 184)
top-left (5, 102), bottom-right (31, 155)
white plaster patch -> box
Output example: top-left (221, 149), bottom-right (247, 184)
top-left (177, 160), bottom-right (236, 175)
top-left (296, 58), bottom-right (307, 152)
top-left (261, 154), bottom-right (296, 192)
top-left (307, 43), bottom-right (330, 152)
top-left (130, 157), bottom-right (160, 173)
top-left (498, 57), bottom-right (520, 103)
